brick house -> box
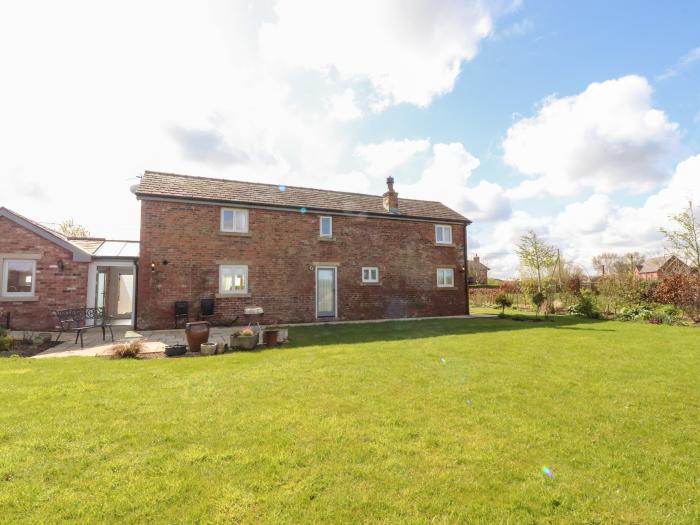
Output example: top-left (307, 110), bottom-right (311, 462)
top-left (467, 254), bottom-right (490, 285)
top-left (0, 207), bottom-right (138, 330)
top-left (634, 255), bottom-right (692, 281)
top-left (134, 171), bottom-right (471, 329)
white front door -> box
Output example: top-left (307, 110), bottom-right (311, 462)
top-left (316, 266), bottom-right (337, 318)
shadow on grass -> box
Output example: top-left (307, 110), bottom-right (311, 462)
top-left (287, 314), bottom-right (609, 348)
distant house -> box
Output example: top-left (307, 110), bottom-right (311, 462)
top-left (634, 255), bottom-right (691, 281)
top-left (468, 254), bottom-right (489, 285)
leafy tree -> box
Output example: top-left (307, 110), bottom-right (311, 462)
top-left (58, 219), bottom-right (90, 237)
top-left (494, 293), bottom-right (512, 316)
top-left (660, 200), bottom-right (700, 270)
top-left (592, 252), bottom-right (622, 276)
top-left (516, 231), bottom-right (557, 292)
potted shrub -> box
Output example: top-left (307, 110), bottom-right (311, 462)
top-left (230, 328), bottom-right (258, 350)
top-left (200, 342), bottom-right (217, 356)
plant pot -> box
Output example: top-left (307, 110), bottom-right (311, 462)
top-left (200, 342), bottom-right (217, 356)
top-left (263, 330), bottom-right (279, 347)
top-left (216, 342), bottom-right (226, 354)
top-left (164, 344), bottom-right (187, 357)
top-left (231, 334), bottom-right (258, 351)
top-left (185, 321), bottom-right (210, 352)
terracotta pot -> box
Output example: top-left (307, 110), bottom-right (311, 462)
top-left (185, 321), bottom-right (210, 352)
top-left (263, 330), bottom-right (279, 347)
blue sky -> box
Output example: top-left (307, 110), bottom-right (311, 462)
top-left (1, 1), bottom-right (699, 276)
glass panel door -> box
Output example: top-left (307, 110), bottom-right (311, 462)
top-left (316, 267), bottom-right (336, 317)
top-left (95, 269), bottom-right (107, 309)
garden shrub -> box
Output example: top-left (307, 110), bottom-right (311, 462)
top-left (654, 274), bottom-right (700, 322)
top-left (0, 334), bottom-right (14, 352)
top-left (568, 291), bottom-right (600, 318)
top-left (617, 305), bottom-right (654, 321)
top-left (494, 293), bottom-right (512, 317)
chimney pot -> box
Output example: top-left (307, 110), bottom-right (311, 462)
top-left (383, 177), bottom-right (399, 213)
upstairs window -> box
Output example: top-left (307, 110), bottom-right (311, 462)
top-left (219, 265), bottom-right (248, 294)
top-left (221, 208), bottom-right (249, 233)
top-left (2, 260), bottom-right (36, 296)
top-left (362, 267), bottom-right (379, 283)
top-left (435, 224), bottom-right (452, 244)
top-left (436, 268), bottom-right (454, 288)
top-left (320, 216), bottom-right (333, 238)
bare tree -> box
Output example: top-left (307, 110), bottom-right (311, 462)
top-left (661, 200), bottom-right (700, 270)
top-left (591, 252), bottom-right (621, 276)
top-left (614, 252), bottom-right (645, 274)
top-left (516, 231), bottom-right (557, 292)
top-left (58, 219), bottom-right (90, 238)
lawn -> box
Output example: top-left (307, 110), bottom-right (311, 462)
top-left (1, 316), bottom-right (699, 523)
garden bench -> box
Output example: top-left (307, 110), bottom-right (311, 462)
top-left (55, 307), bottom-right (114, 348)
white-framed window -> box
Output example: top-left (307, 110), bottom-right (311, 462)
top-left (2, 259), bottom-right (36, 297)
top-left (435, 224), bottom-right (453, 244)
top-left (219, 265), bottom-right (248, 294)
top-left (362, 267), bottom-right (379, 283)
top-left (220, 208), bottom-right (249, 233)
top-left (320, 216), bottom-right (333, 238)
top-left (436, 268), bottom-right (454, 288)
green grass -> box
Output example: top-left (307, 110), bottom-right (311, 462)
top-left (1, 316), bottom-right (699, 524)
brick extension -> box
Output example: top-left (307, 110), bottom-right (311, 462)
top-left (0, 217), bottom-right (89, 330)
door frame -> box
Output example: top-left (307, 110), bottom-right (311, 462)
top-left (86, 259), bottom-right (137, 326)
top-left (315, 265), bottom-right (338, 318)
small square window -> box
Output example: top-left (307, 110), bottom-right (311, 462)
top-left (436, 268), bottom-right (454, 288)
top-left (221, 208), bottom-right (249, 233)
top-left (219, 265), bottom-right (248, 294)
top-left (2, 260), bottom-right (36, 296)
top-left (320, 216), bottom-right (333, 237)
top-left (435, 224), bottom-right (452, 244)
top-left (362, 267), bottom-right (379, 283)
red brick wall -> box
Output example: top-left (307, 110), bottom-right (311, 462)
top-left (137, 199), bottom-right (467, 329)
top-left (0, 217), bottom-right (89, 331)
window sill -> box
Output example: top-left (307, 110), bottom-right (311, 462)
top-left (319, 236), bottom-right (336, 242)
top-left (436, 286), bottom-right (457, 290)
top-left (434, 242), bottom-right (455, 247)
top-left (361, 282), bottom-right (381, 286)
top-left (219, 231), bottom-right (252, 237)
top-left (0, 295), bottom-right (39, 302)
top-left (216, 293), bottom-right (251, 298)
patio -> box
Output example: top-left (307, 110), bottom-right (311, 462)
top-left (29, 326), bottom-right (236, 359)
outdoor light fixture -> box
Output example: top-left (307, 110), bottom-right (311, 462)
top-left (57, 259), bottom-right (65, 271)
top-left (150, 262), bottom-right (156, 272)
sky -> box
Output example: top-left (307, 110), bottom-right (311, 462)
top-left (1, 0), bottom-right (700, 277)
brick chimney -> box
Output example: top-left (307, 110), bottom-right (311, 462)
top-left (473, 254), bottom-right (480, 265)
top-left (382, 176), bottom-right (399, 213)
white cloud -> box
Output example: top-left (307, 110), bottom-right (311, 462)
top-left (259, 0), bottom-right (497, 108)
top-left (476, 154), bottom-right (700, 278)
top-left (355, 139), bottom-right (430, 176)
top-left (504, 75), bottom-right (680, 198)
top-left (657, 46), bottom-right (700, 81)
top-left (326, 88), bottom-right (363, 121)
top-left (354, 140), bottom-right (511, 222)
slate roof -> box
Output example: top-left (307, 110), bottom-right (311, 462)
top-left (470, 259), bottom-right (490, 271)
top-left (135, 171), bottom-right (469, 223)
top-left (638, 255), bottom-right (685, 273)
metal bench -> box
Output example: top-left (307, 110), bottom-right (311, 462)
top-left (55, 307), bottom-right (114, 348)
